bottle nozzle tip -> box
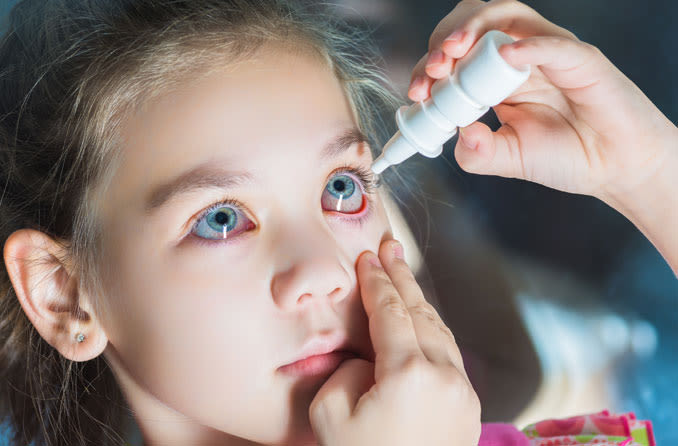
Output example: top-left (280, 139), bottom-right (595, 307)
top-left (370, 156), bottom-right (390, 175)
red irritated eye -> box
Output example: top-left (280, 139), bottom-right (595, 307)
top-left (321, 173), bottom-right (365, 214)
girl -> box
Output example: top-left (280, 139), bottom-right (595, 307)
top-left (0, 0), bottom-right (671, 445)
top-left (0, 1), bottom-right (469, 444)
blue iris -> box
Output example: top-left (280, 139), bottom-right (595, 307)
top-left (193, 203), bottom-right (249, 241)
top-left (206, 207), bottom-right (237, 233)
top-left (326, 175), bottom-right (355, 199)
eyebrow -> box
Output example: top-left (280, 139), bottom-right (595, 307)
top-left (143, 126), bottom-right (367, 214)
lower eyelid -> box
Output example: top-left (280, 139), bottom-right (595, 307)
top-left (327, 196), bottom-right (373, 225)
top-left (187, 224), bottom-right (257, 247)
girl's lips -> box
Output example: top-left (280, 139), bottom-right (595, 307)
top-left (278, 350), bottom-right (356, 377)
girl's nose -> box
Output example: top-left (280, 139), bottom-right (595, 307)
top-left (269, 228), bottom-right (352, 309)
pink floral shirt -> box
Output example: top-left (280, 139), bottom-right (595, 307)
top-left (479, 410), bottom-right (655, 446)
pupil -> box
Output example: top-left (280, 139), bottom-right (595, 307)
top-left (333, 180), bottom-right (345, 192)
top-left (215, 211), bottom-right (229, 225)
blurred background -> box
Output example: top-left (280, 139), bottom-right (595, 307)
top-left (323, 0), bottom-right (677, 443)
top-left (0, 0), bottom-right (676, 444)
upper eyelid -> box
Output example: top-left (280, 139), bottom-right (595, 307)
top-left (329, 169), bottom-right (366, 190)
top-left (198, 200), bottom-right (242, 221)
top-left (330, 165), bottom-right (378, 192)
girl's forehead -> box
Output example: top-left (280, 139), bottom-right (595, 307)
top-left (101, 43), bottom-right (363, 217)
top-left (127, 42), bottom-right (352, 158)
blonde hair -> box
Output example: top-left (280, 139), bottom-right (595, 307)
top-left (0, 0), bottom-right (411, 444)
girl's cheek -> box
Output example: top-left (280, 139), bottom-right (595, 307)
top-left (331, 203), bottom-right (391, 252)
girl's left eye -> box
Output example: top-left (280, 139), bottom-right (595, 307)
top-left (321, 172), bottom-right (366, 214)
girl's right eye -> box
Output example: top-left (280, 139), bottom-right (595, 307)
top-left (191, 201), bottom-right (255, 242)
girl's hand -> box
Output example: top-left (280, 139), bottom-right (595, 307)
top-left (408, 0), bottom-right (678, 207)
top-left (309, 238), bottom-right (481, 446)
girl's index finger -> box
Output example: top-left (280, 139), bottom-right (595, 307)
top-left (356, 251), bottom-right (425, 383)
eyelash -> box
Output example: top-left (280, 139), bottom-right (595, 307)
top-left (187, 164), bottom-right (381, 246)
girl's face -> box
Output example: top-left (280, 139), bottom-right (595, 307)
top-left (97, 41), bottom-right (392, 445)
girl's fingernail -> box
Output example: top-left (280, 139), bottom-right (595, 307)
top-left (426, 49), bottom-right (444, 67)
top-left (444, 30), bottom-right (465, 43)
top-left (368, 253), bottom-right (382, 268)
top-left (392, 240), bottom-right (404, 260)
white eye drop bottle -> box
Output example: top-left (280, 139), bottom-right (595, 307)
top-left (371, 30), bottom-right (531, 175)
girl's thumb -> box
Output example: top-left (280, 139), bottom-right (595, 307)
top-left (308, 358), bottom-right (375, 431)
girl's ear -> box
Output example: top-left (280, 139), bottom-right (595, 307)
top-left (2, 228), bottom-right (108, 362)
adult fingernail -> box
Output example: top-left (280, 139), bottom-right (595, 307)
top-left (444, 30), bottom-right (465, 43)
top-left (409, 75), bottom-right (424, 91)
top-left (367, 253), bottom-right (382, 268)
top-left (459, 128), bottom-right (476, 150)
top-left (426, 49), bottom-right (444, 67)
top-left (392, 240), bottom-right (404, 260)
top-left (408, 75), bottom-right (425, 98)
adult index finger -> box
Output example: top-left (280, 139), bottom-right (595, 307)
top-left (356, 251), bottom-right (426, 383)
top-left (437, 0), bottom-right (577, 59)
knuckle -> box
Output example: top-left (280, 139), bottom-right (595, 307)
top-left (459, 0), bottom-right (485, 6)
top-left (507, 0), bottom-right (529, 9)
top-left (369, 267), bottom-right (392, 285)
top-left (408, 302), bottom-right (438, 325)
top-left (438, 320), bottom-right (456, 341)
top-left (572, 40), bottom-right (603, 64)
top-left (490, 0), bottom-right (516, 5)
top-left (381, 294), bottom-right (410, 321)
top-left (487, 0), bottom-right (535, 20)
top-left (308, 398), bottom-right (331, 426)
top-left (564, 28), bottom-right (579, 41)
top-left (583, 41), bottom-right (602, 56)
top-left (441, 367), bottom-right (473, 397)
top-left (548, 35), bottom-right (573, 51)
top-left (445, 364), bottom-right (467, 384)
top-left (439, 319), bottom-right (454, 337)
top-left (493, 0), bottom-right (529, 11)
top-left (398, 355), bottom-right (431, 382)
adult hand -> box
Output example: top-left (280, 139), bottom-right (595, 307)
top-left (408, 0), bottom-right (677, 207)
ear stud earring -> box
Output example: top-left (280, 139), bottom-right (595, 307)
top-left (75, 333), bottom-right (85, 343)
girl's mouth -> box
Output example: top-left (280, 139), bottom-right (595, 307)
top-left (278, 350), bottom-right (357, 377)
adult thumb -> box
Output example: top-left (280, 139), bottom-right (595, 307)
top-left (454, 120), bottom-right (524, 180)
top-left (308, 358), bottom-right (375, 434)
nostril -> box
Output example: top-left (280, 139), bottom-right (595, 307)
top-left (297, 293), bottom-right (312, 304)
